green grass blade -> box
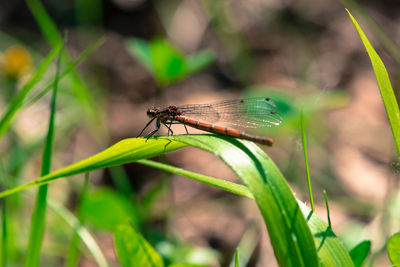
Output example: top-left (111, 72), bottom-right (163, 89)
top-left (234, 249), bottom-right (239, 267)
top-left (340, 0), bottom-right (400, 63)
top-left (300, 108), bottom-right (314, 212)
top-left (1, 198), bottom-right (7, 267)
top-left (349, 240), bottom-right (371, 267)
top-left (24, 42), bottom-right (63, 267)
top-left (25, 37), bottom-right (105, 107)
top-left (0, 135), bottom-right (353, 265)
top-left (0, 43), bottom-right (62, 140)
top-left (114, 223), bottom-right (164, 267)
top-left (137, 159), bottom-right (253, 199)
top-left (0, 138), bottom-right (186, 198)
top-left (323, 190), bottom-right (332, 228)
top-left (24, 0), bottom-right (62, 46)
top-left (25, 0), bottom-right (106, 136)
top-left (47, 198), bottom-right (109, 267)
top-left (230, 224), bottom-right (258, 267)
top-left (170, 135), bottom-right (319, 266)
top-left (347, 10), bottom-right (400, 155)
top-left (66, 174), bottom-right (89, 267)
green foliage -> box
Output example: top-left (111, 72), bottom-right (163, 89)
top-left (24, 45), bottom-right (63, 267)
top-left (0, 44), bottom-right (61, 139)
top-left (25, 0), bottom-right (106, 137)
top-left (66, 175), bottom-right (89, 267)
top-left (387, 232), bottom-right (400, 265)
top-left (81, 188), bottom-right (139, 230)
top-left (234, 249), bottom-right (239, 267)
top-left (347, 10), bottom-right (400, 156)
top-left (47, 199), bottom-right (108, 267)
top-left (126, 38), bottom-right (215, 87)
top-left (349, 240), bottom-right (371, 267)
top-left (0, 134), bottom-right (355, 266)
top-left (168, 263), bottom-right (209, 267)
top-left (114, 223), bottom-right (164, 267)
top-left (300, 108), bottom-right (314, 211)
top-left (297, 201), bottom-right (354, 266)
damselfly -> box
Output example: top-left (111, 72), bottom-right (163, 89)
top-left (138, 97), bottom-right (282, 146)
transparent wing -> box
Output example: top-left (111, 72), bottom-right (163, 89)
top-left (176, 97), bottom-right (282, 128)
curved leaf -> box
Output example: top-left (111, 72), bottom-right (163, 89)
top-left (347, 10), bottom-right (400, 155)
top-left (0, 135), bottom-right (354, 265)
top-left (114, 223), bottom-right (164, 267)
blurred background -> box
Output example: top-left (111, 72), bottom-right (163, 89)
top-left (0, 0), bottom-right (399, 266)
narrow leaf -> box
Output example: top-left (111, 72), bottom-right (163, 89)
top-left (234, 249), bottom-right (239, 267)
top-left (300, 108), bottom-right (314, 211)
top-left (0, 43), bottom-right (62, 139)
top-left (347, 10), bottom-right (400, 155)
top-left (66, 175), bottom-right (89, 267)
top-left (0, 135), bottom-right (354, 265)
top-left (114, 223), bottom-right (164, 267)
top-left (24, 42), bottom-right (63, 267)
top-left (137, 159), bottom-right (253, 199)
top-left (48, 199), bottom-right (109, 267)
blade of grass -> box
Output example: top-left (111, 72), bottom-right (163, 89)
top-left (0, 43), bottom-right (62, 140)
top-left (25, 0), bottom-right (106, 136)
top-left (137, 159), bottom-right (253, 199)
top-left (234, 249), bottom-right (239, 267)
top-left (347, 10), bottom-right (400, 155)
top-left (25, 37), bottom-right (105, 107)
top-left (24, 43), bottom-right (63, 267)
top-left (323, 190), bottom-right (332, 228)
top-left (300, 108), bottom-right (314, 212)
top-left (0, 138), bottom-right (186, 198)
top-left (24, 0), bottom-right (62, 47)
top-left (340, 0), bottom-right (400, 64)
top-left (0, 135), bottom-right (353, 265)
top-left (229, 223), bottom-right (258, 267)
top-left (1, 198), bottom-right (6, 267)
top-left (66, 174), bottom-right (89, 267)
top-left (170, 135), bottom-right (319, 266)
top-left (47, 198), bottom-right (109, 267)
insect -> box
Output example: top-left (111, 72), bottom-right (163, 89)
top-left (138, 97), bottom-right (282, 146)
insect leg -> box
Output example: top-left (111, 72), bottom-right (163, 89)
top-left (163, 123), bottom-right (174, 136)
top-left (138, 117), bottom-right (156, 137)
top-left (146, 120), bottom-right (161, 141)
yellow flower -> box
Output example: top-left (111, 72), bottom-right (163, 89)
top-left (0, 45), bottom-right (33, 80)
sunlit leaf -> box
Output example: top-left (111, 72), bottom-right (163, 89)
top-left (349, 240), bottom-right (371, 267)
top-left (347, 10), bottom-right (400, 156)
top-left (387, 232), bottom-right (400, 265)
top-left (114, 223), bottom-right (164, 267)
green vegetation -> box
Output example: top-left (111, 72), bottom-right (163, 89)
top-left (0, 1), bottom-right (399, 266)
